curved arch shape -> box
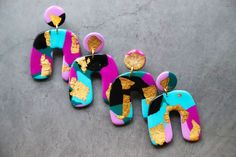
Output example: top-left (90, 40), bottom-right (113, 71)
top-left (108, 71), bottom-right (157, 126)
top-left (68, 54), bottom-right (119, 107)
top-left (30, 29), bottom-right (81, 81)
top-left (147, 90), bottom-right (201, 146)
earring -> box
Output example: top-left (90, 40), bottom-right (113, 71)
top-left (108, 50), bottom-right (158, 126)
top-left (147, 71), bottom-right (201, 146)
top-left (30, 5), bottom-right (81, 81)
top-left (68, 32), bottom-right (119, 107)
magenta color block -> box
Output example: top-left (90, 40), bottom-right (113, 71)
top-left (142, 73), bottom-right (156, 86)
top-left (186, 105), bottom-right (200, 130)
top-left (69, 67), bottom-right (77, 80)
top-left (100, 55), bottom-right (119, 100)
top-left (30, 47), bottom-right (42, 75)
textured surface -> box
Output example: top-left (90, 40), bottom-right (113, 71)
top-left (0, 0), bottom-right (236, 157)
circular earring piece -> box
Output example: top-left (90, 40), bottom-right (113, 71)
top-left (156, 71), bottom-right (177, 93)
top-left (83, 32), bottom-right (105, 57)
top-left (124, 49), bottom-right (146, 76)
top-left (44, 5), bottom-right (66, 28)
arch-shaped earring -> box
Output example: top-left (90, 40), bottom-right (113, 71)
top-left (147, 71), bottom-right (201, 146)
top-left (30, 6), bottom-right (81, 81)
top-left (68, 32), bottom-right (119, 107)
top-left (107, 50), bottom-right (158, 126)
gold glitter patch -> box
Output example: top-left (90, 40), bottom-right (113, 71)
top-left (44, 31), bottom-right (50, 46)
top-left (164, 105), bottom-right (189, 123)
top-left (160, 77), bottom-right (170, 92)
top-left (62, 65), bottom-right (70, 72)
top-left (76, 57), bottom-right (90, 73)
top-left (49, 14), bottom-right (62, 27)
top-left (40, 54), bottom-right (52, 76)
top-left (189, 120), bottom-right (201, 141)
top-left (142, 85), bottom-right (157, 104)
top-left (106, 83), bottom-right (112, 101)
top-left (69, 77), bottom-right (90, 102)
top-left (117, 95), bottom-right (131, 120)
top-left (88, 35), bottom-right (102, 52)
top-left (119, 77), bottom-right (135, 90)
top-left (124, 52), bottom-right (145, 70)
top-left (71, 33), bottom-right (80, 54)
top-left (150, 124), bottom-right (166, 145)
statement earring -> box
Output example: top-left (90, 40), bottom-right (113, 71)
top-left (68, 32), bottom-right (119, 107)
top-left (147, 71), bottom-right (201, 146)
top-left (30, 5), bottom-right (81, 81)
top-left (107, 50), bottom-right (158, 125)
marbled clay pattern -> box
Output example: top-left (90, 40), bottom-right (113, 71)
top-left (147, 90), bottom-right (201, 146)
top-left (108, 71), bottom-right (158, 126)
top-left (30, 29), bottom-right (81, 81)
top-left (68, 54), bottom-right (119, 108)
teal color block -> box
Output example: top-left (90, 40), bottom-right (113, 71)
top-left (50, 29), bottom-right (67, 49)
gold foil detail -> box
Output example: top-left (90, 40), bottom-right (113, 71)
top-left (160, 77), bottom-right (170, 92)
top-left (189, 120), bottom-right (201, 141)
top-left (150, 124), bottom-right (166, 145)
top-left (106, 83), bottom-right (112, 101)
top-left (76, 57), bottom-right (91, 73)
top-left (71, 33), bottom-right (80, 54)
top-left (142, 85), bottom-right (157, 104)
top-left (119, 77), bottom-right (135, 90)
top-left (40, 54), bottom-right (52, 76)
top-left (88, 36), bottom-right (102, 52)
top-left (49, 14), bottom-right (62, 27)
top-left (62, 65), bottom-right (70, 72)
top-left (124, 52), bottom-right (145, 70)
top-left (164, 105), bottom-right (189, 123)
top-left (69, 77), bottom-right (90, 102)
top-left (44, 31), bottom-right (50, 46)
top-left (117, 95), bottom-right (131, 120)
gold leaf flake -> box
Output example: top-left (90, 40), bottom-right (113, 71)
top-left (119, 77), bottom-right (135, 90)
top-left (69, 77), bottom-right (90, 102)
top-left (88, 36), bottom-right (102, 52)
top-left (160, 77), bottom-right (169, 92)
top-left (71, 33), bottom-right (80, 54)
top-left (164, 105), bottom-right (189, 123)
top-left (44, 31), bottom-right (50, 46)
top-left (106, 83), bottom-right (112, 101)
top-left (76, 57), bottom-right (90, 73)
top-left (142, 85), bottom-right (157, 104)
top-left (49, 14), bottom-right (61, 27)
top-left (189, 120), bottom-right (201, 141)
top-left (150, 124), bottom-right (166, 145)
top-left (40, 54), bottom-right (52, 76)
top-left (62, 65), bottom-right (70, 72)
top-left (117, 95), bottom-right (131, 120)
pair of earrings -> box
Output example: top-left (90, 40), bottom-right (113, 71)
top-left (30, 5), bottom-right (201, 147)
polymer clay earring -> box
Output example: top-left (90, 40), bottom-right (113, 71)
top-left (108, 50), bottom-right (157, 125)
top-left (68, 32), bottom-right (119, 107)
top-left (147, 71), bottom-right (201, 146)
top-left (30, 6), bottom-right (81, 81)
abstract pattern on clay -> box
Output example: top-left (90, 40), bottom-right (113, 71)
top-left (147, 71), bottom-right (201, 146)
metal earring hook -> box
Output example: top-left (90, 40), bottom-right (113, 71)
top-left (130, 67), bottom-right (134, 77)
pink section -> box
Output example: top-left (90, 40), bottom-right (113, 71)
top-left (83, 32), bottom-right (105, 53)
top-left (186, 105), bottom-right (200, 130)
top-left (181, 121), bottom-right (191, 140)
top-left (110, 110), bottom-right (125, 125)
top-left (100, 55), bottom-right (119, 100)
top-left (62, 31), bottom-right (81, 65)
top-left (30, 47), bottom-right (42, 75)
top-left (165, 123), bottom-right (173, 143)
top-left (44, 5), bottom-right (65, 23)
top-left (142, 72), bottom-right (156, 86)
top-left (156, 71), bottom-right (169, 91)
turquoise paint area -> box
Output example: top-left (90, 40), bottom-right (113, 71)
top-left (120, 71), bottom-right (146, 78)
top-left (50, 29), bottom-right (67, 49)
top-left (141, 99), bottom-right (149, 119)
top-left (163, 90), bottom-right (195, 110)
top-left (33, 74), bottom-right (48, 80)
top-left (39, 47), bottom-right (53, 58)
top-left (70, 70), bottom-right (93, 105)
top-left (148, 101), bottom-right (168, 129)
